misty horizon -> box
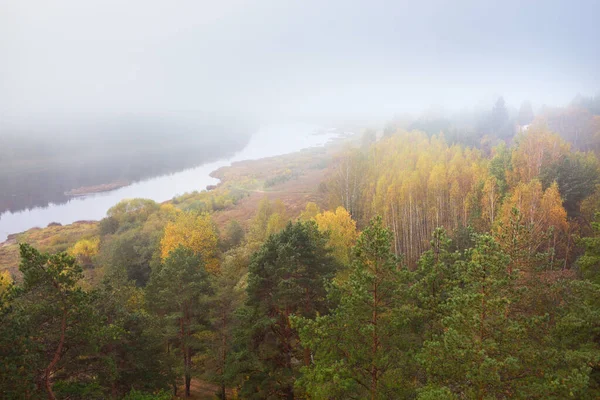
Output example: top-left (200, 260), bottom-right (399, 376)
top-left (1, 0), bottom-right (599, 125)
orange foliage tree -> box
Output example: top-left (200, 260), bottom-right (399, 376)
top-left (495, 180), bottom-right (568, 270)
top-left (509, 126), bottom-right (569, 185)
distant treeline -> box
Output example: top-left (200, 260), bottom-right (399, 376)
top-left (0, 115), bottom-right (255, 214)
top-left (385, 93), bottom-right (600, 151)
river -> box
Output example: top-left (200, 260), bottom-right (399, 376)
top-left (0, 123), bottom-right (339, 242)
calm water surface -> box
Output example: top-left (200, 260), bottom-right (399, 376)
top-left (0, 123), bottom-right (338, 242)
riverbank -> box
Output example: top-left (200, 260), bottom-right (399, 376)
top-left (0, 130), bottom-right (352, 275)
top-left (0, 117), bottom-right (254, 215)
top-left (0, 124), bottom-right (338, 241)
top-left (0, 221), bottom-right (98, 277)
top-left (65, 180), bottom-right (131, 196)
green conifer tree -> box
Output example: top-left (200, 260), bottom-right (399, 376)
top-left (295, 216), bottom-right (416, 399)
top-left (234, 221), bottom-right (337, 399)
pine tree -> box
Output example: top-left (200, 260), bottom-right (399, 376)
top-left (415, 232), bottom-right (600, 398)
top-left (411, 228), bottom-right (461, 341)
top-left (578, 213), bottom-right (600, 283)
top-left (418, 234), bottom-right (522, 398)
top-left (0, 244), bottom-right (104, 399)
top-left (197, 255), bottom-right (246, 400)
top-left (95, 268), bottom-right (177, 397)
top-left (518, 101), bottom-right (534, 126)
top-left (235, 221), bottom-right (337, 399)
top-left (295, 216), bottom-right (416, 399)
top-left (146, 246), bottom-right (213, 397)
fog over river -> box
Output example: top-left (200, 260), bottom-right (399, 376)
top-left (0, 123), bottom-right (339, 242)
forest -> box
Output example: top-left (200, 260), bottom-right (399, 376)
top-left (2, 94), bottom-right (600, 399)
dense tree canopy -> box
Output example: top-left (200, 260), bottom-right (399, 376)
top-left (5, 108), bottom-right (600, 398)
top-left (295, 217), bottom-right (415, 399)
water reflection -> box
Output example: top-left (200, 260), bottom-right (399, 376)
top-left (0, 123), bottom-right (338, 242)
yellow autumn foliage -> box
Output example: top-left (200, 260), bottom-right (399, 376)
top-left (314, 206), bottom-right (358, 266)
top-left (495, 180), bottom-right (569, 269)
top-left (356, 131), bottom-right (487, 265)
top-left (299, 202), bottom-right (321, 221)
top-left (509, 127), bottom-right (570, 185)
top-left (160, 212), bottom-right (219, 272)
top-left (481, 176), bottom-right (501, 228)
top-left (69, 237), bottom-right (100, 267)
top-left (248, 198), bottom-right (289, 245)
top-left (0, 270), bottom-right (13, 294)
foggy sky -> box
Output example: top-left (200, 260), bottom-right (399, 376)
top-left (1, 0), bottom-right (599, 122)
